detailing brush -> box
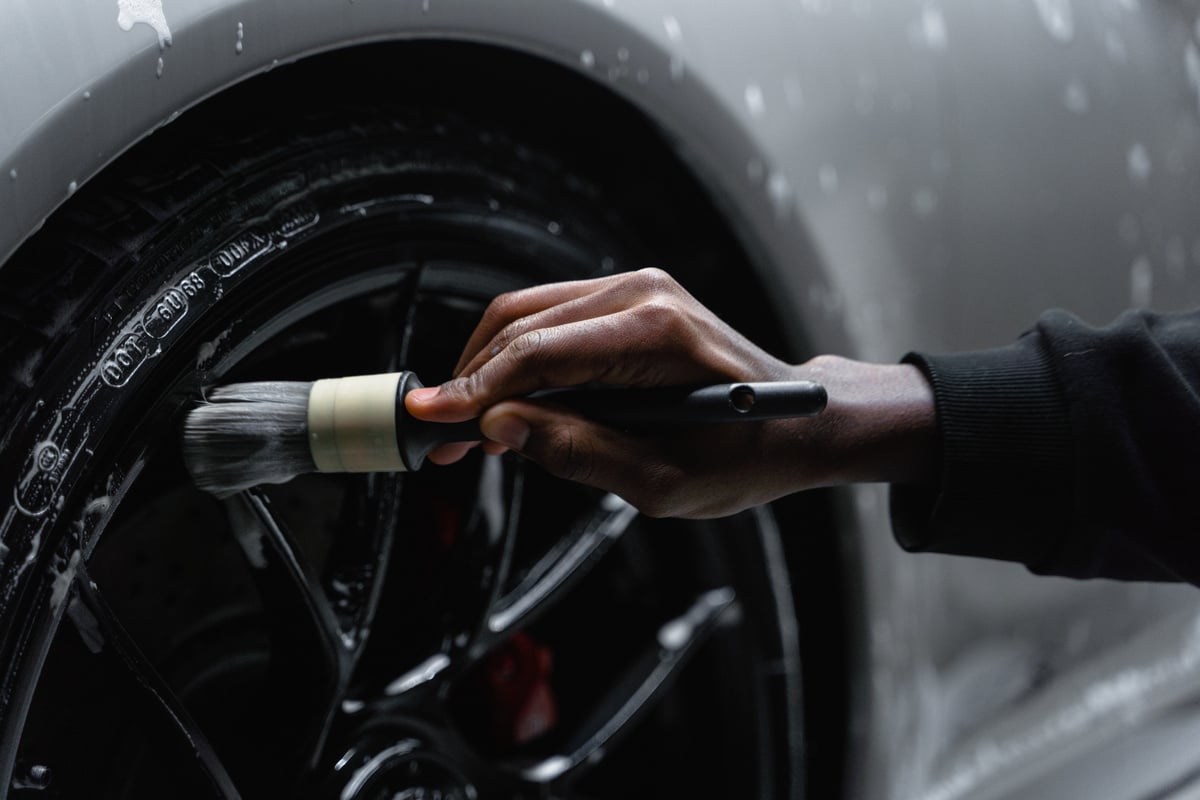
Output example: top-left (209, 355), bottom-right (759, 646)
top-left (182, 371), bottom-right (827, 497)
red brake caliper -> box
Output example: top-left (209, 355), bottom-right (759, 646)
top-left (480, 631), bottom-right (558, 746)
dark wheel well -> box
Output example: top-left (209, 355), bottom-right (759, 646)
top-left (203, 40), bottom-right (796, 358)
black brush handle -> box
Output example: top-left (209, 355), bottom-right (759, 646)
top-left (395, 373), bottom-right (827, 470)
top-left (533, 381), bottom-right (827, 425)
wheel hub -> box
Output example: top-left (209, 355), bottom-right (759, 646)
top-left (337, 738), bottom-right (477, 800)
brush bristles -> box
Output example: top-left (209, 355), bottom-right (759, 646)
top-left (182, 381), bottom-right (316, 498)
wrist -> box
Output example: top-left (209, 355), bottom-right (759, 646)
top-left (789, 355), bottom-right (939, 487)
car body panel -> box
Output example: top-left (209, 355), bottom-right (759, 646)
top-left (4, 1), bottom-right (1200, 798)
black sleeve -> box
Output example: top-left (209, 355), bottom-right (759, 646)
top-left (890, 307), bottom-right (1200, 584)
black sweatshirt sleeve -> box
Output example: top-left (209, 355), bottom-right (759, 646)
top-left (890, 307), bottom-right (1200, 584)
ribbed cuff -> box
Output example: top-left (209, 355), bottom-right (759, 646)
top-left (890, 334), bottom-right (1073, 567)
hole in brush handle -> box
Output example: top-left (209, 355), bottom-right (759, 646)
top-left (540, 381), bottom-right (827, 425)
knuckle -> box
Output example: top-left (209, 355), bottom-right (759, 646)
top-left (475, 301), bottom-right (509, 337)
top-left (510, 328), bottom-right (544, 356)
top-left (633, 298), bottom-right (683, 338)
top-left (489, 318), bottom-right (527, 357)
top-left (635, 266), bottom-right (677, 295)
top-left (439, 372), bottom-right (483, 404)
top-left (483, 289), bottom-right (522, 321)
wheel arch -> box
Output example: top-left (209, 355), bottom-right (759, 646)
top-left (0, 0), bottom-right (842, 361)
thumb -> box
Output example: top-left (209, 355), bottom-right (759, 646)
top-left (479, 400), bottom-right (651, 495)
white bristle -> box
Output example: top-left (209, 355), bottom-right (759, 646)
top-left (182, 381), bottom-right (316, 497)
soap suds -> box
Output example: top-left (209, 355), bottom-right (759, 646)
top-left (117, 0), bottom-right (173, 49)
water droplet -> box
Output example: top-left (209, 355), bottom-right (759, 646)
top-left (636, 67), bottom-right (650, 84)
top-left (8, 168), bottom-right (16, 181)
top-left (1185, 42), bottom-right (1200, 116)
top-left (867, 185), bottom-right (888, 209)
top-left (915, 4), bottom-right (948, 51)
top-left (617, 47), bottom-right (630, 62)
top-left (1032, 0), bottom-right (1074, 43)
top-left (1127, 142), bottom-right (1152, 186)
top-left (818, 165), bottom-right (839, 192)
top-left (912, 188), bottom-right (938, 217)
top-left (487, 198), bottom-right (500, 211)
top-left (767, 171), bottom-right (792, 216)
top-left (547, 221), bottom-right (561, 235)
top-left (156, 57), bottom-right (165, 78)
top-left (580, 49), bottom-right (595, 68)
top-left (663, 15), bottom-right (682, 41)
top-left (744, 83), bottom-right (765, 116)
top-left (1063, 80), bottom-right (1089, 114)
top-left (83, 90), bottom-right (92, 101)
top-left (67, 181), bottom-right (78, 196)
top-left (1130, 256), bottom-right (1153, 308)
top-left (602, 0), bottom-right (614, 7)
top-left (422, 0), bottom-right (430, 12)
top-left (235, 22), bottom-right (244, 54)
top-left (14, 764), bottom-right (52, 790)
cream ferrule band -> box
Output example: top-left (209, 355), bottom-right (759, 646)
top-left (307, 373), bottom-right (407, 473)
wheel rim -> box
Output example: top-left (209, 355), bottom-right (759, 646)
top-left (2, 155), bottom-right (801, 800)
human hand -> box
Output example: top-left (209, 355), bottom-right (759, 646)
top-left (405, 268), bottom-right (938, 517)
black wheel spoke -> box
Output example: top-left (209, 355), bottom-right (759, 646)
top-left (481, 494), bottom-right (638, 648)
top-left (222, 490), bottom-right (345, 666)
top-left (320, 474), bottom-right (397, 659)
top-left (514, 587), bottom-right (739, 787)
top-left (453, 455), bottom-right (524, 660)
top-left (221, 490), bottom-right (347, 772)
top-left (72, 571), bottom-right (242, 799)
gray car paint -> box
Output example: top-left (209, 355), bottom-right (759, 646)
top-left (3, 1), bottom-right (1200, 798)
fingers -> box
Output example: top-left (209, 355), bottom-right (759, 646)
top-left (452, 274), bottom-right (631, 376)
top-left (409, 309), bottom-right (714, 422)
top-left (479, 400), bottom-right (669, 503)
top-left (452, 268), bottom-right (694, 377)
top-left (424, 440), bottom-right (477, 465)
top-left (455, 280), bottom-right (646, 379)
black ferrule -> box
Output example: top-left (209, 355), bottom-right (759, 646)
top-left (394, 371), bottom-right (483, 471)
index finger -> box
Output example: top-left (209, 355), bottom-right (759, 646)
top-left (452, 275), bottom-right (617, 376)
top-left (409, 308), bottom-right (704, 422)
